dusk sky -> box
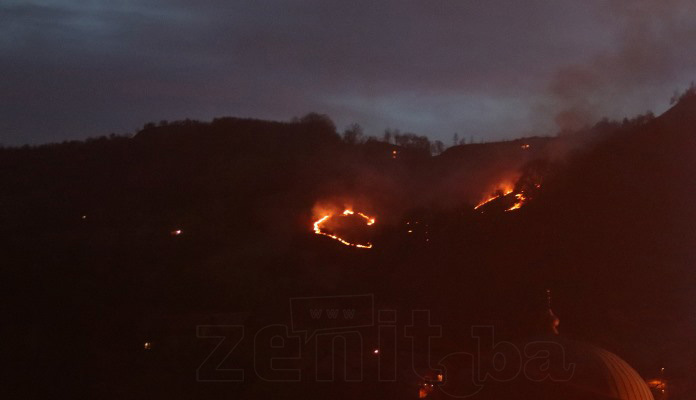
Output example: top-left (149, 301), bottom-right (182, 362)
top-left (2, 0), bottom-right (696, 145)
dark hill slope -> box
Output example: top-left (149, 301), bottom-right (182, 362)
top-left (1, 98), bottom-right (695, 398)
top-left (518, 96), bottom-right (696, 393)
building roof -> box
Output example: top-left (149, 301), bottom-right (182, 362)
top-left (553, 339), bottom-right (654, 400)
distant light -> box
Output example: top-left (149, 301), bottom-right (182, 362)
top-left (81, 215), bottom-right (87, 220)
top-left (373, 349), bottom-right (379, 354)
top-left (170, 229), bottom-right (183, 236)
top-left (437, 373), bottom-right (443, 382)
top-left (144, 342), bottom-right (152, 350)
top-left (521, 144), bottom-right (530, 149)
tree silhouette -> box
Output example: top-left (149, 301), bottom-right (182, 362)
top-left (342, 123), bottom-right (364, 144)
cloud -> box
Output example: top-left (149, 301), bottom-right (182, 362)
top-left (1, 1), bottom-right (695, 144)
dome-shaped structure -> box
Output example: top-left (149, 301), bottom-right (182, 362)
top-left (530, 291), bottom-right (653, 400)
top-left (429, 294), bottom-right (654, 400)
top-left (557, 340), bottom-right (654, 400)
top-left (430, 337), bottom-right (654, 400)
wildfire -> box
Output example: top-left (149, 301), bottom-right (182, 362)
top-left (342, 209), bottom-right (375, 225)
top-left (474, 187), bottom-right (514, 210)
top-left (474, 180), bottom-right (540, 212)
top-left (313, 209), bottom-right (375, 249)
top-left (505, 193), bottom-right (527, 211)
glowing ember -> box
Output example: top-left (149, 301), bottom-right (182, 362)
top-left (419, 382), bottom-right (434, 398)
top-left (647, 378), bottom-right (667, 395)
top-left (313, 209), bottom-right (375, 249)
top-left (170, 229), bottom-right (183, 236)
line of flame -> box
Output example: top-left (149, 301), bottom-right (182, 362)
top-left (474, 188), bottom-right (514, 210)
top-left (313, 209), bottom-right (375, 249)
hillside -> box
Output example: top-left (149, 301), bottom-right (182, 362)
top-left (2, 97), bottom-right (695, 398)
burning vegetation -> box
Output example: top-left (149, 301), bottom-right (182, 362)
top-left (473, 184), bottom-right (538, 213)
top-left (474, 186), bottom-right (530, 212)
top-left (313, 209), bottom-right (376, 249)
top-left (473, 183), bottom-right (515, 210)
top-left (506, 192), bottom-right (528, 211)
top-left (473, 161), bottom-right (546, 213)
top-left (312, 169), bottom-right (543, 248)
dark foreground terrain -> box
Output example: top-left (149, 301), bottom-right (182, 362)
top-left (3, 95), bottom-right (695, 398)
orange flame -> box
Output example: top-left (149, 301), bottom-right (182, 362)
top-left (474, 185), bottom-right (514, 210)
top-left (313, 209), bottom-right (375, 249)
top-left (472, 178), bottom-right (543, 212)
top-left (505, 192), bottom-right (527, 211)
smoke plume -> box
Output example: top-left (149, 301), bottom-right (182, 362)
top-left (548, 0), bottom-right (696, 132)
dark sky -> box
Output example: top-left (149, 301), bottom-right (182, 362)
top-left (2, 0), bottom-right (696, 145)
